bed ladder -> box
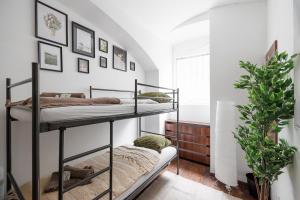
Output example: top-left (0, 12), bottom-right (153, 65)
top-left (57, 121), bottom-right (114, 200)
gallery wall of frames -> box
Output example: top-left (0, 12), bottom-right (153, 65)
top-left (36, 0), bottom-right (136, 74)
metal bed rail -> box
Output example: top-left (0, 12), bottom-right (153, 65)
top-left (57, 125), bottom-right (113, 200)
top-left (135, 80), bottom-right (180, 175)
top-left (6, 65), bottom-right (36, 200)
top-left (6, 63), bottom-right (180, 200)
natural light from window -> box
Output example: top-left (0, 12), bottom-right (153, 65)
top-left (175, 54), bottom-right (210, 106)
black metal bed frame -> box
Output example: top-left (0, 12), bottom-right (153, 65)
top-left (6, 63), bottom-right (179, 200)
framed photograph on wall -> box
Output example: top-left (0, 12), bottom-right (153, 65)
top-left (38, 41), bottom-right (63, 72)
top-left (130, 61), bottom-right (135, 71)
top-left (72, 22), bottom-right (95, 58)
top-left (99, 38), bottom-right (108, 53)
top-left (78, 58), bottom-right (89, 73)
top-left (113, 45), bottom-right (127, 72)
top-left (35, 1), bottom-right (68, 46)
top-left (100, 56), bottom-right (107, 68)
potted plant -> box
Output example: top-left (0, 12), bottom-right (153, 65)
top-left (234, 52), bottom-right (298, 200)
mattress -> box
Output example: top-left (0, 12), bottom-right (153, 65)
top-left (20, 146), bottom-right (177, 200)
top-left (10, 103), bottom-right (173, 122)
top-left (116, 146), bottom-right (176, 200)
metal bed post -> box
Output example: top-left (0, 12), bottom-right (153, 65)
top-left (6, 78), bottom-right (12, 192)
top-left (172, 90), bottom-right (175, 110)
top-left (134, 79), bottom-right (138, 114)
top-left (176, 88), bottom-right (179, 175)
top-left (32, 63), bottom-right (40, 200)
top-left (58, 127), bottom-right (66, 200)
top-left (89, 86), bottom-right (92, 98)
top-left (138, 117), bottom-right (142, 137)
top-left (109, 121), bottom-right (114, 200)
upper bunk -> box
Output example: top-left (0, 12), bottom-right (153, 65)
top-left (7, 63), bottom-right (179, 133)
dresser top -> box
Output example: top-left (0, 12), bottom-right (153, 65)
top-left (165, 119), bottom-right (210, 127)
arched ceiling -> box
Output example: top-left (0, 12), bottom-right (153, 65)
top-left (58, 0), bottom-right (262, 71)
top-left (99, 0), bottom-right (262, 43)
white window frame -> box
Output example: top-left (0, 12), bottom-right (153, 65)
top-left (173, 53), bottom-right (210, 106)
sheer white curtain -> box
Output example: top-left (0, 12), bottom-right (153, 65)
top-left (175, 54), bottom-right (210, 105)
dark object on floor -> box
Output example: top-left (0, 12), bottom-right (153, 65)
top-left (246, 173), bottom-right (258, 198)
top-left (246, 173), bottom-right (271, 200)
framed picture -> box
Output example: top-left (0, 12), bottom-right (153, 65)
top-left (99, 38), bottom-right (108, 53)
top-left (113, 45), bottom-right (127, 72)
top-left (78, 58), bottom-right (89, 73)
top-left (130, 61), bottom-right (135, 71)
top-left (35, 1), bottom-right (68, 46)
top-left (38, 41), bottom-right (63, 72)
top-left (72, 22), bottom-right (95, 58)
top-left (100, 56), bottom-right (107, 68)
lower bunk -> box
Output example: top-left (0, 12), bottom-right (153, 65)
top-left (20, 145), bottom-right (176, 200)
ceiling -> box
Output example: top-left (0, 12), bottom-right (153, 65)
top-left (102, 0), bottom-right (260, 43)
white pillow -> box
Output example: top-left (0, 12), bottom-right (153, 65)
top-left (121, 99), bottom-right (159, 104)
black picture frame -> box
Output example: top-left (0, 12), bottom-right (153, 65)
top-left (78, 58), bottom-right (89, 74)
top-left (35, 1), bottom-right (68, 46)
top-left (113, 45), bottom-right (127, 72)
top-left (100, 56), bottom-right (107, 68)
top-left (72, 22), bottom-right (95, 58)
top-left (130, 61), bottom-right (136, 71)
top-left (38, 41), bottom-right (63, 72)
top-left (99, 38), bottom-right (108, 53)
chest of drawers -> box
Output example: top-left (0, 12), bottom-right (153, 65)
top-left (165, 120), bottom-right (210, 165)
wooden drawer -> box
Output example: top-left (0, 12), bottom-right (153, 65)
top-left (194, 136), bottom-right (210, 146)
top-left (165, 123), bottom-right (175, 132)
top-left (165, 120), bottom-right (210, 165)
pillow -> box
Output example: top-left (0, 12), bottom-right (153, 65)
top-left (134, 135), bottom-right (172, 153)
top-left (138, 92), bottom-right (171, 103)
top-left (41, 92), bottom-right (86, 99)
top-left (120, 99), bottom-right (159, 104)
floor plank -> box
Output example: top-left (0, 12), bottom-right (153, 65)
top-left (166, 159), bottom-right (257, 200)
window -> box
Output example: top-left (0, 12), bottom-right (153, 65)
top-left (174, 54), bottom-right (210, 105)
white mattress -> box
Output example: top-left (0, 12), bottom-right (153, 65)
top-left (116, 146), bottom-right (177, 200)
top-left (10, 103), bottom-right (173, 122)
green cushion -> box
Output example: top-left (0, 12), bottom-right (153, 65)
top-left (134, 135), bottom-right (172, 153)
top-left (138, 92), bottom-right (171, 103)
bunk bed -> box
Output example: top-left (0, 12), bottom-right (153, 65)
top-left (6, 63), bottom-right (179, 200)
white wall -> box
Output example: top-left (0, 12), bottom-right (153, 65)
top-left (267, 0), bottom-right (300, 199)
top-left (89, 0), bottom-right (172, 72)
top-left (209, 1), bottom-right (267, 181)
top-left (170, 36), bottom-right (210, 123)
top-left (0, 0), bottom-right (145, 188)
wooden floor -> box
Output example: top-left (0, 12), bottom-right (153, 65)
top-left (166, 159), bottom-right (257, 200)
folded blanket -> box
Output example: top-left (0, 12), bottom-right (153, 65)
top-left (64, 165), bottom-right (94, 180)
top-left (7, 190), bottom-right (18, 200)
top-left (41, 92), bottom-right (86, 99)
top-left (6, 97), bottom-right (120, 109)
top-left (44, 166), bottom-right (95, 193)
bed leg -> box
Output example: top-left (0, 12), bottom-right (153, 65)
top-left (109, 121), bottom-right (114, 200)
top-left (6, 78), bottom-right (12, 192)
top-left (32, 63), bottom-right (40, 200)
top-left (58, 128), bottom-right (65, 200)
top-left (176, 88), bottom-right (179, 175)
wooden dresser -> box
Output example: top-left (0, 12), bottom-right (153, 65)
top-left (165, 120), bottom-right (210, 165)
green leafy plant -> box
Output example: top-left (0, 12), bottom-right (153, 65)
top-left (234, 52), bottom-right (298, 200)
